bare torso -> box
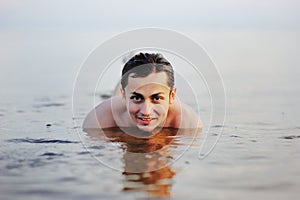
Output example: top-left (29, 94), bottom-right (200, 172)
top-left (83, 96), bottom-right (202, 130)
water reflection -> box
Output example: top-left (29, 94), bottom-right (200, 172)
top-left (84, 127), bottom-right (201, 198)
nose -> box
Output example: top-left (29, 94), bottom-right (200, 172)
top-left (140, 101), bottom-right (152, 116)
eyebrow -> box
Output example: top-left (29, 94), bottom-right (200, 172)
top-left (131, 92), bottom-right (143, 96)
top-left (130, 92), bottom-right (165, 96)
top-left (151, 92), bottom-right (165, 96)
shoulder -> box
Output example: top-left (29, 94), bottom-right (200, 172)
top-left (182, 103), bottom-right (203, 129)
top-left (170, 100), bottom-right (202, 129)
top-left (83, 96), bottom-right (124, 129)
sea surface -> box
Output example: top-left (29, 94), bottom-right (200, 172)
top-left (0, 29), bottom-right (300, 199)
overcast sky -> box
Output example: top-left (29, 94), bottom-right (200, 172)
top-left (0, 0), bottom-right (299, 31)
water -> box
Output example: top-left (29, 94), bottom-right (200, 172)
top-left (1, 29), bottom-right (300, 199)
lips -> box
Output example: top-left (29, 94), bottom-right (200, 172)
top-left (137, 116), bottom-right (155, 125)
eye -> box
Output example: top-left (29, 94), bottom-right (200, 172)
top-left (153, 96), bottom-right (160, 101)
top-left (152, 95), bottom-right (164, 102)
top-left (130, 95), bottom-right (143, 103)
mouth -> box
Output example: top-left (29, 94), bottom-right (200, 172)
top-left (136, 116), bottom-right (156, 125)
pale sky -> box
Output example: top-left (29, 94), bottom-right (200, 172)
top-left (0, 0), bottom-right (299, 30)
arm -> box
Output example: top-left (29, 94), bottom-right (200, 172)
top-left (178, 102), bottom-right (203, 129)
top-left (169, 99), bottom-right (202, 130)
top-left (82, 98), bottom-right (116, 130)
top-left (179, 103), bottom-right (202, 137)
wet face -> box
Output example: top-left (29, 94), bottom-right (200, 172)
top-left (121, 72), bottom-right (176, 132)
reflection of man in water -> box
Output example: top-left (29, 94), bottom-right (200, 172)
top-left (83, 52), bottom-right (202, 133)
top-left (121, 131), bottom-right (176, 197)
top-left (86, 127), bottom-right (178, 197)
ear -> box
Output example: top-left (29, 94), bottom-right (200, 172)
top-left (120, 87), bottom-right (126, 104)
top-left (169, 87), bottom-right (176, 104)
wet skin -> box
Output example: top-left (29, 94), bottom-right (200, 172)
top-left (121, 72), bottom-right (176, 132)
top-left (83, 72), bottom-right (202, 133)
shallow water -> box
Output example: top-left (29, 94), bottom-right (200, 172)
top-left (1, 29), bottom-right (300, 199)
top-left (1, 91), bottom-right (299, 199)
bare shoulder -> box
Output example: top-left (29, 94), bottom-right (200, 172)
top-left (82, 96), bottom-right (123, 129)
top-left (175, 100), bottom-right (203, 129)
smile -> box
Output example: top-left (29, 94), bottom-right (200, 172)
top-left (138, 117), bottom-right (151, 120)
top-left (136, 116), bottom-right (156, 125)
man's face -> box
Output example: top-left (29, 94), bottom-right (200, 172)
top-left (121, 72), bottom-right (175, 132)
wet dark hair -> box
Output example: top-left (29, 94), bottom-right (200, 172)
top-left (121, 53), bottom-right (174, 90)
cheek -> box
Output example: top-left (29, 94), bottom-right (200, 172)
top-left (127, 102), bottom-right (139, 114)
top-left (154, 103), bottom-right (169, 116)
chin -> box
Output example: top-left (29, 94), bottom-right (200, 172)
top-left (136, 124), bottom-right (157, 133)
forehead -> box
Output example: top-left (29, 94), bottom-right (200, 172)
top-left (125, 72), bottom-right (169, 94)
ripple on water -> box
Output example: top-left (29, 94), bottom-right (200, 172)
top-left (77, 151), bottom-right (90, 155)
top-left (211, 124), bottom-right (225, 128)
top-left (58, 177), bottom-right (78, 182)
top-left (6, 138), bottom-right (80, 144)
top-left (279, 135), bottom-right (300, 140)
top-left (40, 152), bottom-right (64, 157)
top-left (16, 189), bottom-right (66, 196)
top-left (230, 135), bottom-right (242, 138)
top-left (6, 158), bottom-right (47, 169)
top-left (88, 145), bottom-right (106, 150)
top-left (33, 103), bottom-right (66, 108)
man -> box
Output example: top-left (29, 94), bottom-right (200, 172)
top-left (83, 52), bottom-right (202, 133)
